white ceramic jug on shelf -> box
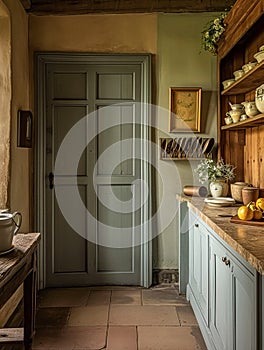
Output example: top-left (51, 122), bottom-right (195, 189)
top-left (241, 101), bottom-right (259, 117)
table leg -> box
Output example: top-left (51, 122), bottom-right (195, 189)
top-left (23, 252), bottom-right (37, 350)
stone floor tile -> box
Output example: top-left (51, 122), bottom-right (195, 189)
top-left (106, 326), bottom-right (137, 350)
top-left (177, 305), bottom-right (198, 326)
top-left (38, 288), bottom-right (91, 308)
top-left (109, 305), bottom-right (180, 326)
top-left (33, 326), bottom-right (107, 349)
top-left (111, 290), bottom-right (142, 305)
top-left (87, 290), bottom-right (111, 305)
top-left (142, 287), bottom-right (188, 306)
top-left (91, 285), bottom-right (141, 291)
top-left (68, 305), bottom-right (109, 326)
top-left (35, 307), bottom-right (69, 328)
top-left (138, 326), bottom-right (207, 350)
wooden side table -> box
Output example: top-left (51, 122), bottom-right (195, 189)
top-left (0, 233), bottom-right (41, 350)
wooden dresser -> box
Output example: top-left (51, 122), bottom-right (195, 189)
top-left (0, 233), bottom-right (41, 350)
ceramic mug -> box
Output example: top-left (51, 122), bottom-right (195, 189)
top-left (225, 116), bottom-right (233, 125)
top-left (240, 114), bottom-right (248, 121)
top-left (226, 110), bottom-right (242, 123)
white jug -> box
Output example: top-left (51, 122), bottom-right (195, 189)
top-left (0, 212), bottom-right (22, 252)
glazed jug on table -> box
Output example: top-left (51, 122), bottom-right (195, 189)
top-left (0, 212), bottom-right (22, 252)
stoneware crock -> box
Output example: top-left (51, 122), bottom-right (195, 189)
top-left (0, 212), bottom-right (22, 252)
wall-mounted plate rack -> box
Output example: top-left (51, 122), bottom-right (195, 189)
top-left (160, 137), bottom-right (214, 160)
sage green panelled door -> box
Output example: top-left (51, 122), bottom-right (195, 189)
top-left (45, 58), bottom-right (147, 287)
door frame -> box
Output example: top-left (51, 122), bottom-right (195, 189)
top-left (34, 52), bottom-right (152, 289)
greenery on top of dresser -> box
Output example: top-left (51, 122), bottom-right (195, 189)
top-left (201, 12), bottom-right (227, 55)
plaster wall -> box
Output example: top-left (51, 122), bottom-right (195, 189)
top-left (153, 13), bottom-right (219, 269)
top-left (29, 14), bottom-right (157, 53)
top-left (0, 1), bottom-right (11, 209)
top-left (2, 0), bottom-right (30, 231)
top-left (0, 0), bottom-right (29, 327)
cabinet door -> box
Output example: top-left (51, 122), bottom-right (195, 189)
top-left (210, 237), bottom-right (232, 350)
top-left (189, 213), bottom-right (209, 324)
top-left (231, 259), bottom-right (256, 350)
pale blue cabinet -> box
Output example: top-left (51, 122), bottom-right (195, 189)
top-left (187, 210), bottom-right (257, 350)
top-left (188, 212), bottom-right (209, 325)
top-left (209, 236), bottom-right (231, 350)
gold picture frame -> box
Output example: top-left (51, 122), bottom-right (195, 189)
top-left (169, 87), bottom-right (202, 133)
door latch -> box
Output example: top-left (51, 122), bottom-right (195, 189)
top-left (48, 172), bottom-right (54, 189)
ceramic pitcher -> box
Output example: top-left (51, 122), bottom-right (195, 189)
top-left (0, 212), bottom-right (22, 252)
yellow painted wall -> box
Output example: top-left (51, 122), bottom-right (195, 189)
top-left (29, 13), bottom-right (157, 53)
top-left (0, 0), bottom-right (29, 326)
top-left (2, 0), bottom-right (30, 232)
top-left (0, 1), bottom-right (11, 210)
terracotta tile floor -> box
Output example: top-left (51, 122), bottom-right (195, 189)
top-left (33, 284), bottom-right (207, 350)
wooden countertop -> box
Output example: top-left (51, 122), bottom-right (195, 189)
top-left (0, 233), bottom-right (41, 283)
top-left (177, 195), bottom-right (264, 275)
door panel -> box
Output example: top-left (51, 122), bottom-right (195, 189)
top-left (232, 259), bottom-right (256, 350)
top-left (45, 59), bottom-right (145, 287)
top-left (210, 237), bottom-right (231, 350)
top-left (54, 185), bottom-right (87, 273)
top-left (97, 73), bottom-right (134, 100)
top-left (53, 72), bottom-right (88, 100)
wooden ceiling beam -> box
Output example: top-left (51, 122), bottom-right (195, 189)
top-left (22, 0), bottom-right (236, 15)
top-left (19, 0), bottom-right (31, 10)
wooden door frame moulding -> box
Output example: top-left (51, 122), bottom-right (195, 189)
top-left (34, 52), bottom-right (152, 289)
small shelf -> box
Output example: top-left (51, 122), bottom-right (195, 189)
top-left (221, 60), bottom-right (264, 96)
top-left (221, 113), bottom-right (264, 130)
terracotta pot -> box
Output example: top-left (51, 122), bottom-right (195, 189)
top-left (242, 187), bottom-right (259, 205)
top-left (230, 182), bottom-right (248, 202)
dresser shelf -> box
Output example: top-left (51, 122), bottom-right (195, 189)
top-left (221, 113), bottom-right (264, 130)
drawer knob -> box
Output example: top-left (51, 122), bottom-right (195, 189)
top-left (222, 256), bottom-right (230, 266)
top-left (195, 223), bottom-right (199, 228)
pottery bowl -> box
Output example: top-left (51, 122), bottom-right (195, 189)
top-left (222, 79), bottom-right (235, 90)
top-left (233, 69), bottom-right (244, 80)
top-left (253, 50), bottom-right (264, 63)
top-left (230, 182), bottom-right (248, 202)
top-left (242, 62), bottom-right (257, 73)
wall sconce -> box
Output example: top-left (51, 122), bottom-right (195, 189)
top-left (17, 110), bottom-right (33, 148)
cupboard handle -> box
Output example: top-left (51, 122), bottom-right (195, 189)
top-left (225, 259), bottom-right (230, 266)
top-left (222, 256), bottom-right (230, 266)
top-left (195, 224), bottom-right (199, 228)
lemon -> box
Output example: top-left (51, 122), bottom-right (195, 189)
top-left (253, 210), bottom-right (263, 220)
top-left (256, 198), bottom-right (264, 211)
top-left (237, 206), bottom-right (254, 221)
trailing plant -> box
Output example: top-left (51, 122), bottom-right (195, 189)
top-left (201, 12), bottom-right (227, 55)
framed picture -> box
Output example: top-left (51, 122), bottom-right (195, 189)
top-left (169, 87), bottom-right (202, 133)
